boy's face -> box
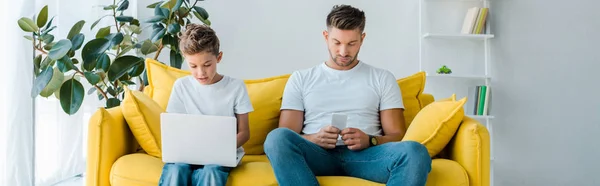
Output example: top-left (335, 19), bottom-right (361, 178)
top-left (185, 51), bottom-right (223, 85)
top-left (323, 27), bottom-right (365, 69)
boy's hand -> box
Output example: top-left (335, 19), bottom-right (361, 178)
top-left (341, 128), bottom-right (369, 151)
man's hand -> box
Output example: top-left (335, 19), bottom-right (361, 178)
top-left (341, 128), bottom-right (370, 151)
top-left (304, 125), bottom-right (340, 149)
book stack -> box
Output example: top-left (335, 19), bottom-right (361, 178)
top-left (467, 85), bottom-right (491, 115)
top-left (460, 7), bottom-right (489, 34)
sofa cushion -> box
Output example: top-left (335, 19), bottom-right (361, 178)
top-left (110, 153), bottom-right (163, 186)
top-left (396, 71), bottom-right (426, 128)
top-left (402, 96), bottom-right (466, 157)
top-left (145, 58), bottom-right (191, 110)
top-left (122, 89), bottom-right (165, 158)
top-left (242, 75), bottom-right (290, 155)
top-left (109, 154), bottom-right (468, 186)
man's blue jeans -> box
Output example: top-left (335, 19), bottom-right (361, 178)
top-left (264, 128), bottom-right (432, 186)
top-left (158, 163), bottom-right (232, 186)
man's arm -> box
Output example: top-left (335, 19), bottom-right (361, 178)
top-left (279, 110), bottom-right (339, 149)
top-left (279, 109), bottom-right (304, 133)
top-left (236, 113), bottom-right (250, 148)
top-left (376, 108), bottom-right (406, 144)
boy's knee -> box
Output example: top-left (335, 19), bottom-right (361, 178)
top-left (163, 163), bottom-right (190, 173)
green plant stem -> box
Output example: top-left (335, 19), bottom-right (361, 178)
top-left (112, 0), bottom-right (122, 56)
top-left (183, 0), bottom-right (199, 17)
top-left (153, 41), bottom-right (164, 60)
top-left (74, 70), bottom-right (109, 100)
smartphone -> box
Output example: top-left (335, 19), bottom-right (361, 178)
top-left (331, 113), bottom-right (348, 130)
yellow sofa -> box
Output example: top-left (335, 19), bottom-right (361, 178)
top-left (86, 59), bottom-right (490, 186)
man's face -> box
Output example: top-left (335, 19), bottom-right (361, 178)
top-left (323, 27), bottom-right (365, 68)
top-left (185, 51), bottom-right (222, 85)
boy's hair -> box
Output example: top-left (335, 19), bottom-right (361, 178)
top-left (179, 24), bottom-right (220, 56)
top-left (326, 5), bottom-right (366, 32)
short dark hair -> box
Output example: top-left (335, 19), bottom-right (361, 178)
top-left (326, 5), bottom-right (366, 32)
top-left (179, 23), bottom-right (220, 56)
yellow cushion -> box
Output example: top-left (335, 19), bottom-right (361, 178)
top-left (122, 89), bottom-right (165, 158)
top-left (242, 75), bottom-right (290, 155)
top-left (396, 71), bottom-right (426, 128)
top-left (110, 153), bottom-right (163, 186)
top-left (426, 159), bottom-right (469, 186)
top-left (437, 94), bottom-right (456, 102)
top-left (145, 58), bottom-right (191, 110)
top-left (402, 97), bottom-right (466, 157)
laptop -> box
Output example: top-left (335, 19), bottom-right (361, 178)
top-left (160, 112), bottom-right (245, 167)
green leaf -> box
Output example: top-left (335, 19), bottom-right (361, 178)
top-left (40, 56), bottom-right (55, 70)
top-left (43, 42), bottom-right (55, 51)
top-left (34, 54), bottom-right (42, 75)
top-left (91, 15), bottom-right (111, 30)
top-left (140, 40), bottom-right (159, 55)
top-left (172, 0), bottom-right (183, 12)
top-left (67, 20), bottom-right (85, 40)
top-left (31, 67), bottom-right (53, 98)
top-left (193, 6), bottom-right (209, 20)
top-left (131, 19), bottom-right (140, 26)
top-left (37, 5), bottom-right (48, 28)
top-left (151, 28), bottom-right (166, 43)
top-left (103, 5), bottom-right (118, 10)
top-left (145, 15), bottom-right (165, 23)
top-left (48, 39), bottom-right (73, 60)
top-left (170, 49), bottom-right (182, 68)
top-left (96, 53), bottom-right (111, 72)
top-left (84, 71), bottom-right (101, 85)
top-left (82, 38), bottom-right (110, 71)
top-left (118, 45), bottom-right (134, 57)
top-left (45, 16), bottom-right (55, 30)
top-left (42, 34), bottom-right (54, 44)
top-left (128, 25), bottom-right (142, 34)
top-left (162, 32), bottom-right (178, 50)
top-left (160, 0), bottom-right (178, 10)
top-left (108, 55), bottom-right (144, 81)
top-left (40, 67), bottom-right (64, 97)
top-left (24, 35), bottom-right (34, 41)
top-left (57, 55), bottom-right (74, 72)
top-left (96, 26), bottom-right (111, 39)
top-left (18, 17), bottom-right (39, 32)
top-left (105, 33), bottom-right (124, 48)
top-left (106, 98), bottom-right (121, 108)
top-left (59, 78), bottom-right (85, 115)
top-left (147, 1), bottom-right (164, 8)
top-left (121, 80), bottom-right (136, 85)
top-left (71, 33), bottom-right (85, 50)
top-left (117, 0), bottom-right (129, 11)
top-left (167, 23), bottom-right (180, 35)
top-left (129, 60), bottom-right (145, 77)
top-left (41, 26), bottom-right (56, 36)
top-left (87, 87), bottom-right (97, 95)
top-left (116, 16), bottom-right (134, 22)
top-left (72, 58), bottom-right (80, 64)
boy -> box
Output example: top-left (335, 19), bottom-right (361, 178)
top-left (158, 24), bottom-right (253, 186)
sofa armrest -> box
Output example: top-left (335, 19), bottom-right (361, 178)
top-left (86, 106), bottom-right (138, 186)
top-left (448, 117), bottom-right (490, 186)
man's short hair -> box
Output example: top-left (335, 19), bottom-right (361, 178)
top-left (179, 23), bottom-right (220, 56)
top-left (326, 4), bottom-right (366, 32)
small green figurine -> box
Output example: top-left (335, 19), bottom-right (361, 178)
top-left (437, 65), bottom-right (452, 74)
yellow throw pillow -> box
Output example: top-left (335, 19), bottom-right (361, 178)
top-left (396, 71), bottom-right (426, 128)
top-left (437, 94), bottom-right (457, 102)
top-left (145, 58), bottom-right (191, 110)
top-left (122, 89), bottom-right (165, 158)
top-left (402, 97), bottom-right (466, 157)
top-left (243, 74), bottom-right (291, 155)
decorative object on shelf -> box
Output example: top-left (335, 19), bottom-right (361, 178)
top-left (436, 65), bottom-right (453, 74)
top-left (17, 0), bottom-right (211, 115)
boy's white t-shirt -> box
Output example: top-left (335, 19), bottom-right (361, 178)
top-left (166, 75), bottom-right (254, 151)
top-left (281, 61), bottom-right (404, 145)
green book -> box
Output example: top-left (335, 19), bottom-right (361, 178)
top-left (477, 86), bottom-right (487, 115)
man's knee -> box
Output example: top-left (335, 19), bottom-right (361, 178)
top-left (391, 141), bottom-right (430, 161)
top-left (264, 128), bottom-right (297, 154)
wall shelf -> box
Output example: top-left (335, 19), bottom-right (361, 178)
top-left (426, 73), bottom-right (491, 80)
top-left (423, 33), bottom-right (494, 40)
top-left (467, 115), bottom-right (495, 119)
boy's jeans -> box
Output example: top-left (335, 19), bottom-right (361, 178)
top-left (264, 128), bottom-right (432, 186)
top-left (158, 163), bottom-right (232, 186)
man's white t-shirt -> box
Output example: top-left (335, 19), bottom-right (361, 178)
top-left (281, 61), bottom-right (404, 145)
top-left (166, 75), bottom-right (254, 151)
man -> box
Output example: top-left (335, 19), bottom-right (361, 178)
top-left (263, 4), bottom-right (432, 186)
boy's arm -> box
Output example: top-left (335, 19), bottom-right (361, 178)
top-left (166, 80), bottom-right (185, 113)
top-left (234, 82), bottom-right (254, 148)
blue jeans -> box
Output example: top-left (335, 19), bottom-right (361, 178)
top-left (158, 163), bottom-right (232, 186)
top-left (263, 128), bottom-right (432, 186)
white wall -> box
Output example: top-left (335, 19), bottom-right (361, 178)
top-left (138, 0), bottom-right (421, 79)
top-left (490, 0), bottom-right (600, 185)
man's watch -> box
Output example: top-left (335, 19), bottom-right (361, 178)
top-left (368, 135), bottom-right (378, 147)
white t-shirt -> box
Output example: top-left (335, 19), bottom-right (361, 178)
top-left (281, 61), bottom-right (404, 145)
top-left (167, 75), bottom-right (254, 116)
top-left (166, 75), bottom-right (254, 151)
